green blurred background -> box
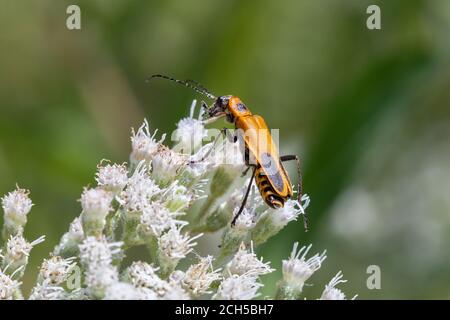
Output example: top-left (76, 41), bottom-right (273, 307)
top-left (1, 0), bottom-right (449, 299)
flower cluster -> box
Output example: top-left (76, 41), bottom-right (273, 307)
top-left (0, 101), bottom-right (355, 300)
top-left (0, 186), bottom-right (45, 299)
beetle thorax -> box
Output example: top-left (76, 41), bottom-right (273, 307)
top-left (227, 96), bottom-right (252, 121)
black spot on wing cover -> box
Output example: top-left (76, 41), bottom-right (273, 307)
top-left (260, 152), bottom-right (285, 193)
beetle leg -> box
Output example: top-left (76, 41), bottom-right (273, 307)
top-left (240, 148), bottom-right (254, 177)
top-left (223, 127), bottom-right (237, 143)
top-left (280, 155), bottom-right (302, 199)
top-left (202, 113), bottom-right (226, 125)
top-left (231, 166), bottom-right (257, 226)
top-left (280, 155), bottom-right (308, 231)
top-left (241, 166), bottom-right (252, 177)
top-left (189, 128), bottom-right (230, 164)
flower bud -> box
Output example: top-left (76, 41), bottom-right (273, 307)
top-left (157, 226), bottom-right (202, 278)
top-left (0, 270), bottom-right (21, 300)
top-left (276, 242), bottom-right (326, 300)
top-left (226, 242), bottom-right (274, 277)
top-left (320, 271), bottom-right (354, 300)
top-left (151, 146), bottom-right (186, 187)
top-left (172, 100), bottom-right (207, 154)
top-left (2, 234), bottom-right (45, 277)
top-left (80, 188), bottom-right (114, 237)
top-left (213, 273), bottom-right (262, 300)
top-left (28, 284), bottom-right (67, 300)
top-left (130, 119), bottom-right (165, 166)
top-left (162, 182), bottom-right (192, 212)
top-left (251, 199), bottom-right (305, 246)
top-left (182, 255), bottom-right (222, 297)
top-left (1, 186), bottom-right (33, 240)
top-left (85, 265), bottom-right (119, 299)
top-left (219, 208), bottom-right (255, 258)
top-left (103, 282), bottom-right (142, 300)
top-left (95, 161), bottom-right (128, 194)
top-left (37, 256), bottom-right (76, 286)
top-left (53, 217), bottom-right (84, 258)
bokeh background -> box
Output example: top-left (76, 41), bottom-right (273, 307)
top-left (1, 0), bottom-right (449, 299)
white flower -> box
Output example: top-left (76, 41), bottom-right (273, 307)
top-left (158, 226), bottom-right (202, 260)
top-left (103, 282), bottom-right (142, 300)
top-left (169, 270), bottom-right (185, 284)
top-left (85, 265), bottom-right (119, 295)
top-left (190, 178), bottom-right (210, 200)
top-left (161, 181), bottom-right (193, 211)
top-left (230, 183), bottom-right (261, 231)
top-left (186, 143), bottom-right (213, 177)
top-left (320, 271), bottom-right (356, 300)
top-left (137, 287), bottom-right (158, 300)
top-left (1, 186), bottom-right (33, 219)
top-left (65, 289), bottom-right (88, 300)
top-left (173, 100), bottom-right (208, 154)
top-left (28, 284), bottom-right (66, 300)
top-left (252, 198), bottom-right (308, 246)
top-left (219, 192), bottom-right (259, 256)
top-left (189, 137), bottom-right (245, 181)
top-left (96, 161), bottom-right (128, 193)
top-left (151, 146), bottom-right (187, 186)
top-left (164, 182), bottom-right (192, 203)
top-left (270, 199), bottom-right (304, 228)
top-left (162, 283), bottom-right (190, 300)
top-left (81, 238), bottom-right (120, 298)
top-left (228, 187), bottom-right (258, 212)
top-left (1, 186), bottom-right (33, 234)
top-left (124, 261), bottom-right (188, 300)
top-left (80, 188), bottom-right (113, 220)
top-left (125, 261), bottom-right (160, 289)
top-left (118, 161), bottom-right (160, 213)
top-left (68, 217), bottom-right (84, 239)
top-left (38, 256), bottom-right (76, 285)
top-left (130, 119), bottom-right (166, 165)
top-left (54, 217), bottom-right (84, 256)
top-left (232, 207), bottom-right (256, 231)
top-left (140, 278), bottom-right (170, 299)
top-left (227, 242), bottom-right (274, 277)
top-left (282, 243), bottom-right (326, 292)
top-left (0, 270), bottom-right (21, 300)
top-left (5, 234), bottom-right (45, 262)
top-left (210, 138), bottom-right (245, 169)
top-left (139, 201), bottom-right (186, 237)
top-left (182, 255), bottom-right (222, 296)
top-left (214, 273), bottom-right (262, 300)
top-left (78, 236), bottom-right (122, 270)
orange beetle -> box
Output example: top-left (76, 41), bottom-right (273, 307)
top-left (147, 75), bottom-right (307, 230)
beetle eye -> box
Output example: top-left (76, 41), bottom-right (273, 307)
top-left (219, 96), bottom-right (229, 108)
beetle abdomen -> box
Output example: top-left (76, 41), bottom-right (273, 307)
top-left (254, 166), bottom-right (288, 209)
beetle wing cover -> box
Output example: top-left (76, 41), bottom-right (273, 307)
top-left (239, 115), bottom-right (292, 197)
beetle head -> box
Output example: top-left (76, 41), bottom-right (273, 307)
top-left (204, 95), bottom-right (233, 122)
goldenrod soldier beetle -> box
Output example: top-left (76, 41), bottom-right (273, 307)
top-left (147, 74), bottom-right (308, 231)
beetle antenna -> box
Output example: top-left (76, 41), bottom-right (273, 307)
top-left (146, 74), bottom-right (216, 100)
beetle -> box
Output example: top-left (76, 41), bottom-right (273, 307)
top-left (147, 74), bottom-right (308, 231)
